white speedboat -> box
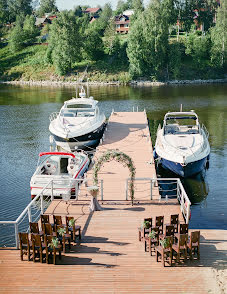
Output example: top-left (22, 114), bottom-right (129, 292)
top-left (30, 151), bottom-right (90, 198)
top-left (49, 87), bottom-right (106, 150)
top-left (154, 111), bottom-right (210, 177)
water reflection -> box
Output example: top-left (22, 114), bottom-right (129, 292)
top-left (156, 165), bottom-right (209, 205)
top-left (0, 83), bottom-right (226, 230)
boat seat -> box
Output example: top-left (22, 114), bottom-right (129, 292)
top-left (165, 125), bottom-right (179, 134)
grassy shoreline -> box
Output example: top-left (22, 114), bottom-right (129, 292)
top-left (0, 44), bottom-right (226, 86)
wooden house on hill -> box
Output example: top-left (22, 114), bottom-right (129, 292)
top-left (115, 10), bottom-right (134, 34)
top-left (84, 7), bottom-right (102, 15)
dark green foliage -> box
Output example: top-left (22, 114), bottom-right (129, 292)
top-left (9, 22), bottom-right (25, 52)
top-left (130, 0), bottom-right (144, 22)
top-left (193, 0), bottom-right (218, 31)
top-left (46, 11), bottom-right (82, 75)
top-left (177, 0), bottom-right (218, 32)
top-left (9, 15), bottom-right (38, 52)
top-left (94, 3), bottom-right (113, 33)
top-left (0, 0), bottom-right (8, 24)
top-left (127, 0), bottom-right (169, 79)
top-left (177, 0), bottom-right (195, 32)
top-left (104, 18), bottom-right (120, 55)
top-left (168, 42), bottom-right (182, 79)
top-left (115, 0), bottom-right (129, 15)
top-left (23, 15), bottom-right (39, 45)
top-left (83, 28), bottom-right (104, 60)
top-left (8, 0), bottom-right (33, 22)
top-left (37, 0), bottom-right (58, 17)
top-left (210, 0), bottom-right (227, 67)
top-left (73, 5), bottom-right (83, 17)
top-left (185, 31), bottom-right (211, 67)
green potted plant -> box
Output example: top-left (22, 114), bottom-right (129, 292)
top-left (57, 227), bottom-right (66, 237)
top-left (48, 237), bottom-right (59, 249)
top-left (68, 218), bottom-right (75, 227)
top-left (159, 238), bottom-right (169, 249)
top-left (148, 230), bottom-right (156, 240)
top-left (143, 220), bottom-right (150, 229)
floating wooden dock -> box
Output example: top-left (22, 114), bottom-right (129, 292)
top-left (0, 111), bottom-right (226, 293)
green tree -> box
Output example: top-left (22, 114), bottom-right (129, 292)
top-left (130, 0), bottom-right (144, 22)
top-left (9, 21), bottom-right (25, 52)
top-left (83, 27), bottom-right (104, 60)
top-left (185, 30), bottom-right (211, 66)
top-left (127, 0), bottom-right (169, 78)
top-left (176, 0), bottom-right (194, 32)
top-left (193, 0), bottom-right (218, 31)
top-left (8, 0), bottom-right (33, 22)
top-left (103, 18), bottom-right (119, 55)
top-left (168, 42), bottom-right (182, 79)
top-left (73, 5), bottom-right (83, 17)
top-left (46, 11), bottom-right (82, 75)
top-left (0, 0), bottom-right (8, 24)
top-left (115, 0), bottom-right (129, 15)
top-left (38, 0), bottom-right (58, 17)
top-left (210, 0), bottom-right (227, 67)
top-left (23, 15), bottom-right (38, 45)
top-left (94, 3), bottom-right (113, 33)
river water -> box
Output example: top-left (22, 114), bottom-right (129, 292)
top-left (0, 83), bottom-right (226, 234)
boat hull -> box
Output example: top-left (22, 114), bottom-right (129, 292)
top-left (51, 122), bottom-right (106, 150)
top-left (156, 153), bottom-right (209, 177)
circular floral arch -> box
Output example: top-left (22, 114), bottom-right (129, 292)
top-left (93, 150), bottom-right (136, 205)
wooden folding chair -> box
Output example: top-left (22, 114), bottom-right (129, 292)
top-left (172, 233), bottom-right (188, 263)
top-left (138, 218), bottom-right (152, 241)
top-left (187, 231), bottom-right (200, 260)
top-left (19, 232), bottom-right (32, 261)
top-left (31, 234), bottom-right (45, 263)
top-left (44, 235), bottom-right (62, 265)
top-left (155, 236), bottom-right (173, 267)
top-left (66, 216), bottom-right (81, 242)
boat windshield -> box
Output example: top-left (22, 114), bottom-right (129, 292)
top-left (164, 117), bottom-right (199, 135)
top-left (61, 108), bottom-right (95, 118)
top-left (67, 104), bottom-right (92, 109)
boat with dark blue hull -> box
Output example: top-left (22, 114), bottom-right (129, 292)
top-left (154, 111), bottom-right (210, 177)
top-left (49, 87), bottom-right (106, 150)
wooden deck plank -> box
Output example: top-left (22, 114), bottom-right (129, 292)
top-left (0, 200), bottom-right (226, 294)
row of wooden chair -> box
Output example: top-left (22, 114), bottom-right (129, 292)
top-left (40, 214), bottom-right (81, 241)
top-left (19, 215), bottom-right (82, 264)
top-left (138, 215), bottom-right (200, 266)
top-left (155, 231), bottom-right (200, 266)
top-left (138, 214), bottom-right (179, 242)
top-left (19, 232), bottom-right (62, 264)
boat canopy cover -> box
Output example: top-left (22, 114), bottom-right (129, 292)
top-left (39, 152), bottom-right (75, 158)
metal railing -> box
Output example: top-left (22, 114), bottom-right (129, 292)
top-left (125, 177), bottom-right (191, 224)
top-left (0, 178), bottom-right (84, 249)
top-left (0, 177), bottom-right (191, 248)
